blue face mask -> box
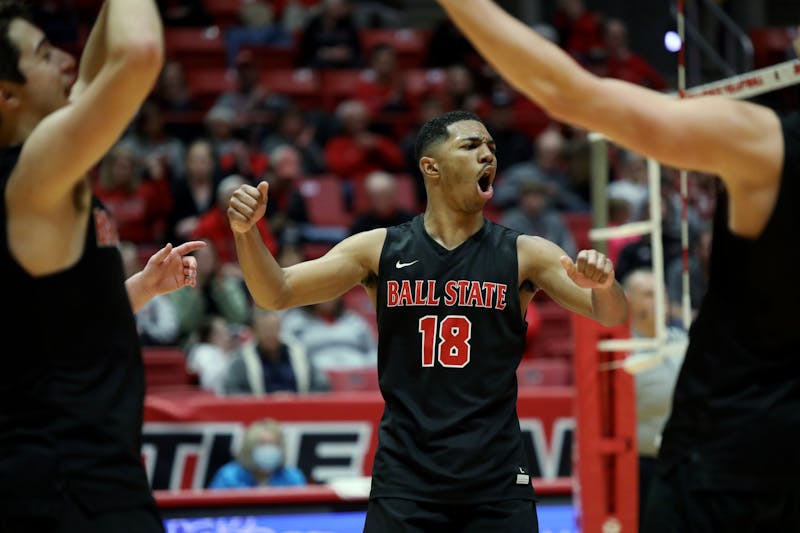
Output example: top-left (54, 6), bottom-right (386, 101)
top-left (252, 444), bottom-right (283, 473)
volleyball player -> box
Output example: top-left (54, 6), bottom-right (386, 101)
top-left (228, 110), bottom-right (629, 531)
top-left (435, 1), bottom-right (800, 530)
top-left (0, 2), bottom-right (202, 531)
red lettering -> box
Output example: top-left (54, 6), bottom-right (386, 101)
top-left (466, 281), bottom-right (484, 308)
top-left (457, 280), bottom-right (470, 306)
top-left (399, 280), bottom-right (413, 306)
top-left (483, 282), bottom-right (497, 309)
top-left (387, 281), bottom-right (400, 307)
top-left (496, 284), bottom-right (507, 310)
top-left (424, 280), bottom-right (440, 305)
top-left (414, 280), bottom-right (425, 305)
top-left (444, 281), bottom-right (459, 306)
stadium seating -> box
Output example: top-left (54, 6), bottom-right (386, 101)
top-left (142, 346), bottom-right (196, 390)
top-left (326, 368), bottom-right (380, 392)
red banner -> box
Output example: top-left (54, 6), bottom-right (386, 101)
top-left (143, 389), bottom-right (575, 493)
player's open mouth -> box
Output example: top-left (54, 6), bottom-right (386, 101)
top-left (477, 166), bottom-right (494, 198)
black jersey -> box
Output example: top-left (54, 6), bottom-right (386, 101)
top-left (370, 215), bottom-right (534, 504)
top-left (658, 112), bottom-right (800, 489)
top-left (0, 146), bottom-right (153, 516)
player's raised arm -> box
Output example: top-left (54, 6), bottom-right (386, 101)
top-left (229, 181), bottom-right (383, 310)
top-left (9, 0), bottom-right (164, 207)
top-left (436, 0), bottom-right (783, 194)
top-left (519, 236), bottom-right (628, 327)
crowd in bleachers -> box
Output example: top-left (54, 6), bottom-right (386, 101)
top-left (38, 0), bottom-right (733, 395)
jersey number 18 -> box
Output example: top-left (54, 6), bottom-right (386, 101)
top-left (418, 315), bottom-right (472, 368)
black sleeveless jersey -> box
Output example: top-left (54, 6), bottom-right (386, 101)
top-left (658, 112), bottom-right (800, 489)
top-left (0, 146), bottom-right (153, 515)
top-left (370, 215), bottom-right (534, 503)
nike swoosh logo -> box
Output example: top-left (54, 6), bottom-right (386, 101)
top-left (395, 260), bottom-right (419, 269)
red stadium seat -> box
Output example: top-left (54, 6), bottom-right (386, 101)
top-left (301, 242), bottom-right (333, 260)
top-left (351, 173), bottom-right (420, 215)
top-left (298, 175), bottom-right (352, 227)
top-left (142, 347), bottom-right (196, 389)
top-left (165, 27), bottom-right (227, 69)
top-left (404, 68), bottom-right (447, 100)
top-left (319, 69), bottom-right (365, 111)
top-left (203, 0), bottom-right (243, 28)
top-left (517, 359), bottom-right (572, 387)
top-left (185, 67), bottom-right (236, 104)
top-left (260, 68), bottom-right (322, 109)
top-left (326, 368), bottom-right (380, 392)
top-left (360, 29), bottom-right (431, 69)
top-left (242, 44), bottom-right (298, 69)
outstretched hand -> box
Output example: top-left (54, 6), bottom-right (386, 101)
top-left (560, 249), bottom-right (616, 290)
top-left (140, 241), bottom-right (206, 296)
top-left (228, 181), bottom-right (269, 234)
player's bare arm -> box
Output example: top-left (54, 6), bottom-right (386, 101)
top-left (229, 181), bottom-right (384, 310)
top-left (9, 0), bottom-right (164, 209)
top-left (436, 1), bottom-right (784, 205)
top-left (518, 235), bottom-right (628, 327)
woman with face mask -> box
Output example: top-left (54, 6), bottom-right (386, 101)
top-left (208, 418), bottom-right (307, 488)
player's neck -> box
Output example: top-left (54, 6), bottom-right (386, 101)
top-left (422, 208), bottom-right (484, 250)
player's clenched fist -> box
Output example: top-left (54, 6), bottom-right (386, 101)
top-left (228, 181), bottom-right (269, 234)
top-left (559, 249), bottom-right (616, 290)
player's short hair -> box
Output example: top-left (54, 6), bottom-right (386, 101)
top-left (414, 110), bottom-right (482, 162)
top-left (0, 1), bottom-right (31, 84)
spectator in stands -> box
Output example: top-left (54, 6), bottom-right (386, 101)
top-left (354, 42), bottom-right (413, 117)
top-left (282, 295), bottom-right (377, 391)
top-left (169, 139), bottom-right (220, 243)
top-left (324, 99), bottom-right (406, 183)
top-left (349, 171), bottom-right (415, 235)
top-left (494, 127), bottom-right (588, 212)
top-left (223, 0), bottom-right (293, 68)
top-left (119, 241), bottom-right (181, 347)
top-left (93, 144), bottom-right (173, 246)
top-left (193, 174), bottom-right (279, 267)
top-left (439, 64), bottom-right (488, 116)
top-left (604, 18), bottom-right (667, 91)
top-left (666, 223), bottom-right (712, 323)
top-left (608, 148), bottom-right (649, 220)
top-left (552, 0), bottom-right (604, 59)
top-left (153, 60), bottom-right (199, 144)
top-left (501, 178), bottom-right (577, 259)
top-left (622, 268), bottom-right (686, 531)
top-left (186, 315), bottom-right (238, 395)
top-left (263, 145), bottom-right (310, 245)
top-left (158, 0), bottom-right (211, 27)
top-left (120, 99), bottom-right (186, 181)
top-left (215, 49), bottom-right (289, 142)
top-left (170, 240), bottom-right (252, 350)
top-left (209, 418), bottom-right (307, 488)
top-left (296, 0), bottom-right (362, 69)
top-left (204, 104), bottom-right (252, 176)
top-left (262, 105), bottom-right (327, 175)
top-left (223, 310), bottom-right (310, 395)
top-left (484, 91), bottom-right (534, 167)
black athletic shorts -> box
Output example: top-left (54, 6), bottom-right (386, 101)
top-left (364, 497), bottom-right (538, 533)
top-left (641, 459), bottom-right (800, 533)
top-left (0, 493), bottom-right (165, 533)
